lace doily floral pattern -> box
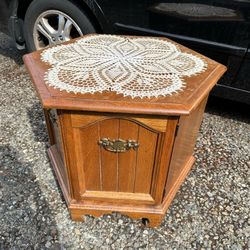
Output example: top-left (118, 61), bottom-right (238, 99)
top-left (41, 35), bottom-right (207, 98)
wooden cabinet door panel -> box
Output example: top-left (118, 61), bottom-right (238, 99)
top-left (118, 119), bottom-right (139, 192)
top-left (134, 126), bottom-right (158, 194)
top-left (74, 124), bottom-right (101, 191)
top-left (99, 119), bottom-right (119, 191)
top-left (67, 113), bottom-right (172, 204)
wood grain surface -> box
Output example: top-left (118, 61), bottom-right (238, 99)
top-left (23, 35), bottom-right (226, 227)
top-left (23, 34), bottom-right (227, 116)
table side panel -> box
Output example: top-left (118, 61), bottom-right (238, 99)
top-left (164, 96), bottom-right (208, 195)
top-left (59, 112), bottom-right (82, 200)
top-left (44, 109), bottom-right (70, 194)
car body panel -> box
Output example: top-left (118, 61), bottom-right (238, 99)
top-left (96, 0), bottom-right (250, 103)
top-left (0, 0), bottom-right (17, 34)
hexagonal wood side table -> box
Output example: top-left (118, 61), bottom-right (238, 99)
top-left (23, 35), bottom-right (226, 227)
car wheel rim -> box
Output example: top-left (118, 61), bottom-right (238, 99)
top-left (33, 10), bottom-right (83, 50)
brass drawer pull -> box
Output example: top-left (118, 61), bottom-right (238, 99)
top-left (98, 138), bottom-right (139, 153)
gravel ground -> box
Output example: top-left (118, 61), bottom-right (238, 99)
top-left (0, 31), bottom-right (249, 249)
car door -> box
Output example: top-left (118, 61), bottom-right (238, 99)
top-left (147, 0), bottom-right (250, 103)
top-left (98, 0), bottom-right (250, 102)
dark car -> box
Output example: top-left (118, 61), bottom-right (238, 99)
top-left (1, 0), bottom-right (250, 104)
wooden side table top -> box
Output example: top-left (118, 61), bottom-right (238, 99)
top-left (23, 34), bottom-right (226, 116)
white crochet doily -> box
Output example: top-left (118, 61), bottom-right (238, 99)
top-left (41, 35), bottom-right (207, 98)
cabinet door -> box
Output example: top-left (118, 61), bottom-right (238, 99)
top-left (61, 111), bottom-right (177, 205)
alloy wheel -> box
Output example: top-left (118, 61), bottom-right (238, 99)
top-left (33, 10), bottom-right (83, 50)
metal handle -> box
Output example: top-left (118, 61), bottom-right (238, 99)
top-left (98, 138), bottom-right (139, 153)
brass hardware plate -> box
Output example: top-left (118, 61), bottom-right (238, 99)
top-left (98, 138), bottom-right (139, 153)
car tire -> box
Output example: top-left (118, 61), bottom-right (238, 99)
top-left (23, 0), bottom-right (96, 51)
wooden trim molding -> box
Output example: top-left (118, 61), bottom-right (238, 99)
top-left (81, 191), bottom-right (155, 204)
